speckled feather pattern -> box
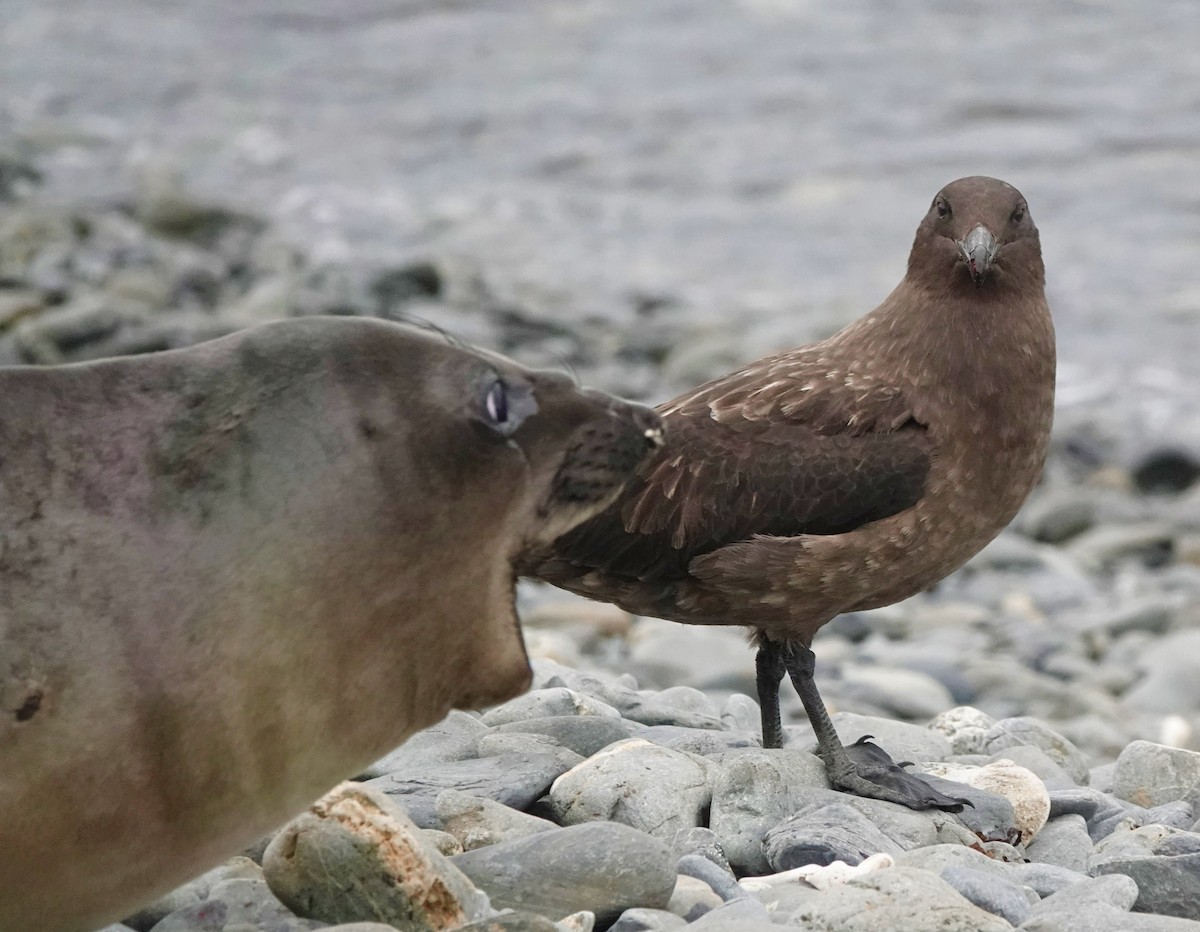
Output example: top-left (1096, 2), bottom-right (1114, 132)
top-left (534, 177), bottom-right (1056, 646)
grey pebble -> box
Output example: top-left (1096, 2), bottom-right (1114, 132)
top-left (665, 875), bottom-right (722, 921)
top-left (1023, 905), bottom-right (1200, 930)
top-left (1122, 631), bottom-right (1200, 715)
top-left (670, 829), bottom-right (732, 875)
top-left (452, 911), bottom-right (558, 931)
top-left (476, 732), bottom-right (586, 762)
top-left (989, 744), bottom-right (1081, 790)
top-left (365, 748), bottom-right (580, 812)
top-left (763, 801), bottom-right (905, 870)
top-left (719, 694), bottom-right (762, 733)
top-left (682, 897), bottom-right (773, 931)
top-left (1066, 521), bottom-right (1177, 571)
top-left (361, 710), bottom-right (486, 779)
top-left (780, 865), bottom-right (1012, 931)
top-left (547, 739), bottom-right (711, 840)
top-left (123, 857), bottom-right (263, 931)
top-left (1095, 852), bottom-right (1200, 920)
top-left (707, 748), bottom-right (830, 874)
top-left (940, 865), bottom-right (1033, 925)
top-left (437, 788), bottom-right (556, 851)
top-left (263, 785), bottom-right (489, 929)
top-left (451, 822), bottom-right (676, 924)
top-left (928, 706), bottom-right (998, 756)
top-left (1026, 814), bottom-right (1093, 873)
top-left (1019, 863), bottom-right (1094, 898)
top-left (985, 717), bottom-right (1091, 784)
top-left (631, 724), bottom-right (758, 755)
top-left (674, 855), bottom-right (743, 903)
top-left (481, 687), bottom-right (621, 726)
top-left (1113, 741), bottom-right (1200, 810)
top-left (608, 908), bottom-right (687, 931)
top-left (149, 878), bottom-right (322, 932)
top-left (496, 716), bottom-right (635, 757)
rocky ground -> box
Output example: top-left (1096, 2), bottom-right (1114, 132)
top-left (4, 155), bottom-right (1200, 931)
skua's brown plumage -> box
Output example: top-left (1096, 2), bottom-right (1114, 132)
top-left (533, 176), bottom-right (1056, 810)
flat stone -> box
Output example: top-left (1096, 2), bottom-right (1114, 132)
top-left (1026, 814), bottom-right (1093, 873)
top-left (548, 739), bottom-right (711, 840)
top-left (365, 748), bottom-right (580, 812)
top-left (707, 748), bottom-right (831, 874)
top-left (495, 715), bottom-right (635, 757)
top-left (762, 802), bottom-right (904, 870)
top-left (1028, 873), bottom-right (1139, 918)
top-left (451, 822), bottom-right (676, 924)
top-left (262, 782), bottom-right (490, 928)
top-left (777, 865), bottom-right (1012, 931)
top-left (437, 789), bottom-right (556, 852)
top-left (481, 687), bottom-right (622, 726)
top-left (940, 866), bottom-right (1032, 925)
top-left (627, 623), bottom-right (758, 693)
top-left (1114, 741), bottom-right (1200, 810)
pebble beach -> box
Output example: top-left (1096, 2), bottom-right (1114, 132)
top-left (4, 2), bottom-right (1200, 930)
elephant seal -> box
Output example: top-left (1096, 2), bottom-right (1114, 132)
top-left (0, 316), bottom-right (662, 932)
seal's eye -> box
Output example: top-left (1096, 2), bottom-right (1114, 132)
top-left (485, 380), bottom-right (508, 425)
top-left (935, 198), bottom-right (951, 220)
top-left (1011, 204), bottom-right (1026, 223)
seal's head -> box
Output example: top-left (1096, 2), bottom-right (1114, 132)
top-left (331, 321), bottom-right (662, 570)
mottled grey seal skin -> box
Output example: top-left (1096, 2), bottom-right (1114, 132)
top-left (0, 316), bottom-right (661, 932)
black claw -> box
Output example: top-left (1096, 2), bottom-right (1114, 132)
top-left (838, 738), bottom-right (975, 813)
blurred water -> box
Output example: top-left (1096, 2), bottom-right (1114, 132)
top-left (2, 0), bottom-right (1199, 428)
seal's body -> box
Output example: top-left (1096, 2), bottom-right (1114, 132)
top-left (0, 316), bottom-right (661, 932)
